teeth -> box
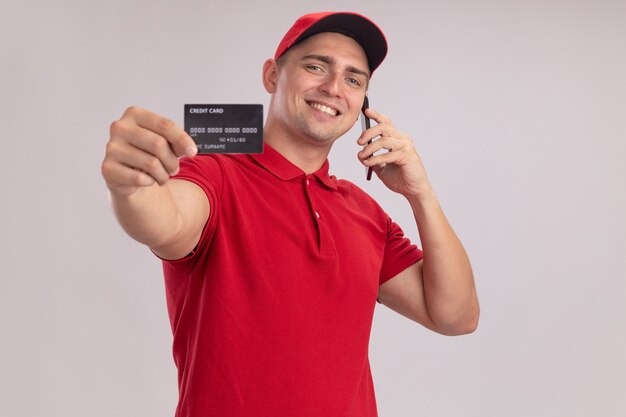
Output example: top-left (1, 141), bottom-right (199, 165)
top-left (310, 102), bottom-right (338, 116)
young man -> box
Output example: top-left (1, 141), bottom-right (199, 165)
top-left (102, 11), bottom-right (479, 417)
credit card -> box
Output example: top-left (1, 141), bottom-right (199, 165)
top-left (184, 104), bottom-right (263, 154)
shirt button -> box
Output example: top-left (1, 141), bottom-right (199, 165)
top-left (315, 211), bottom-right (320, 219)
top-left (306, 179), bottom-right (310, 186)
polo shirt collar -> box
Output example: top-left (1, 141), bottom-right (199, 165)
top-left (250, 143), bottom-right (338, 190)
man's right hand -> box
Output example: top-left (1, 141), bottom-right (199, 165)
top-left (101, 106), bottom-right (198, 196)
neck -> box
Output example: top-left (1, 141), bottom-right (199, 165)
top-left (263, 120), bottom-right (332, 174)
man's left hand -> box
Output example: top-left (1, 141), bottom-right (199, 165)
top-left (357, 108), bottom-right (431, 198)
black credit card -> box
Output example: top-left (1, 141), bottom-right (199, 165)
top-left (184, 104), bottom-right (263, 154)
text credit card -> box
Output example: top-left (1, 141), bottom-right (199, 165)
top-left (184, 104), bottom-right (263, 154)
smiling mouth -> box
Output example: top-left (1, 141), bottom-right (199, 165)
top-left (308, 101), bottom-right (340, 117)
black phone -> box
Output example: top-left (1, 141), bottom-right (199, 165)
top-left (361, 96), bottom-right (373, 181)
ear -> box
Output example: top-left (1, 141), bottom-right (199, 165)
top-left (262, 59), bottom-right (279, 94)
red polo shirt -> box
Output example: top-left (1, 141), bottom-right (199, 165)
top-left (162, 143), bottom-right (422, 417)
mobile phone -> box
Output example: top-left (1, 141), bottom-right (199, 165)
top-left (361, 96), bottom-right (373, 181)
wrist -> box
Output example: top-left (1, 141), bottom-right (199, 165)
top-left (402, 178), bottom-right (434, 201)
top-left (405, 186), bottom-right (438, 213)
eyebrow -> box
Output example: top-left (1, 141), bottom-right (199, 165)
top-left (301, 54), bottom-right (370, 79)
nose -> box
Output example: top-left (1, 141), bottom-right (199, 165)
top-left (318, 72), bottom-right (342, 97)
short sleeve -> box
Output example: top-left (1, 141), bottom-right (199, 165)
top-left (379, 218), bottom-right (423, 285)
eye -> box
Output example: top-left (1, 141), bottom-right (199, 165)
top-left (306, 64), bottom-right (324, 72)
top-left (346, 77), bottom-right (362, 88)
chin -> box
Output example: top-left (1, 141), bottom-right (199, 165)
top-left (308, 129), bottom-right (343, 145)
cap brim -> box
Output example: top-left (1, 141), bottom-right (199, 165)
top-left (293, 13), bottom-right (388, 74)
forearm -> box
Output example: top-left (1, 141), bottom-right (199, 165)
top-left (109, 183), bottom-right (184, 250)
top-left (407, 190), bottom-right (479, 334)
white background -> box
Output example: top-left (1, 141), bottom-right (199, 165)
top-left (1, 1), bottom-right (625, 416)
